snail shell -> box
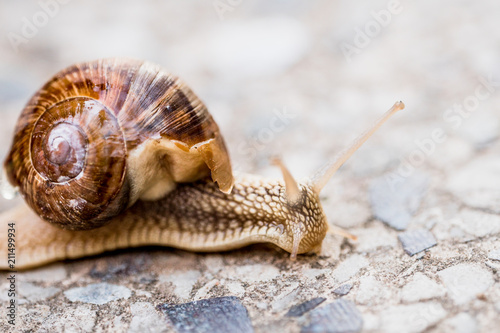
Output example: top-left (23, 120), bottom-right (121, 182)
top-left (4, 58), bottom-right (233, 230)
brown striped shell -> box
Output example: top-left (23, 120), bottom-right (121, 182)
top-left (4, 58), bottom-right (234, 230)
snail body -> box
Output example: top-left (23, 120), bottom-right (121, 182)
top-left (1, 178), bottom-right (326, 269)
top-left (0, 58), bottom-right (404, 270)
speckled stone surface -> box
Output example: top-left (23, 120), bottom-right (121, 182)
top-left (1, 1), bottom-right (500, 332)
top-left (398, 229), bottom-right (437, 256)
top-left (302, 299), bottom-right (363, 333)
top-left (286, 297), bottom-right (326, 317)
top-left (158, 296), bottom-right (253, 333)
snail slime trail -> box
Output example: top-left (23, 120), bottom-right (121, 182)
top-left (0, 58), bottom-right (405, 269)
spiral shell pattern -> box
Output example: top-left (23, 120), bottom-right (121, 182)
top-left (4, 58), bottom-right (233, 230)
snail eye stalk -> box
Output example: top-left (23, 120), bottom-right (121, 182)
top-left (311, 101), bottom-right (405, 194)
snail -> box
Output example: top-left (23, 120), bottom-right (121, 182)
top-left (0, 58), bottom-right (404, 270)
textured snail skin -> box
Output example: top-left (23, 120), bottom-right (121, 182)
top-left (0, 177), bottom-right (328, 270)
top-left (4, 58), bottom-right (233, 230)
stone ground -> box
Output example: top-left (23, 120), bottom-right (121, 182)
top-left (1, 1), bottom-right (500, 332)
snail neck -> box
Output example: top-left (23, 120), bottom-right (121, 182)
top-left (136, 176), bottom-right (328, 255)
top-left (156, 177), bottom-right (290, 249)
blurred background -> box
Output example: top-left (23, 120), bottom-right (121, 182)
top-left (2, 1), bottom-right (500, 332)
top-left (0, 0), bottom-right (499, 218)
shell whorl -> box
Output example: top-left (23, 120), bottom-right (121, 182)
top-left (4, 58), bottom-right (233, 230)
